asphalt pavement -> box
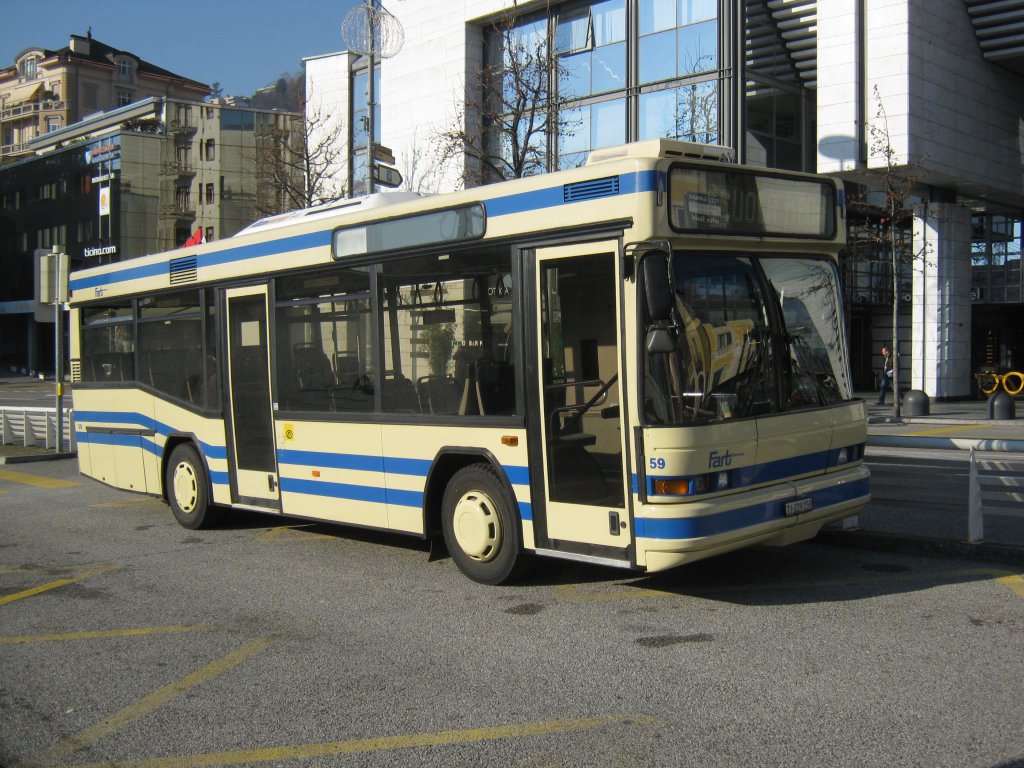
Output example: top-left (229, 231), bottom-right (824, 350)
top-left (3, 371), bottom-right (1023, 562)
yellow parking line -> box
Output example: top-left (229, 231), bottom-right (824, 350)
top-left (995, 572), bottom-right (1024, 600)
top-left (0, 625), bottom-right (214, 646)
top-left (0, 564), bottom-right (117, 607)
top-left (27, 636), bottom-right (276, 767)
top-left (907, 424), bottom-right (990, 437)
top-left (0, 467), bottom-right (79, 489)
top-left (62, 714), bottom-right (657, 768)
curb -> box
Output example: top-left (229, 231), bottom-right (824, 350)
top-left (867, 434), bottom-right (1024, 452)
top-left (0, 451), bottom-right (77, 465)
top-left (819, 528), bottom-right (1024, 567)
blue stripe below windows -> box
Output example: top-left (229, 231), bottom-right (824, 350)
top-left (75, 410), bottom-right (227, 459)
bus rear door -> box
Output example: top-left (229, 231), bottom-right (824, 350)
top-left (225, 285), bottom-right (281, 509)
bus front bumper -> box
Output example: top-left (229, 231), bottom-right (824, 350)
top-left (635, 464), bottom-right (870, 572)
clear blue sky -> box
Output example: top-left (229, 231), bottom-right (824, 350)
top-left (1, 0), bottom-right (362, 97)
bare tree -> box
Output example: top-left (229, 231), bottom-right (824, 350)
top-left (862, 85), bottom-right (931, 419)
top-left (434, 6), bottom-right (574, 186)
top-left (399, 129), bottom-right (443, 195)
top-left (255, 78), bottom-right (349, 215)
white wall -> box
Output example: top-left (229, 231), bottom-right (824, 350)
top-left (906, 0), bottom-right (1024, 203)
top-left (385, 0), bottom-right (514, 192)
top-left (912, 202), bottom-right (973, 398)
top-left (305, 51), bottom-right (354, 199)
top-left (818, 0), bottom-right (1024, 202)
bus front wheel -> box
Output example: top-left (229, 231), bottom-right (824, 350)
top-left (166, 444), bottom-right (219, 530)
top-left (441, 464), bottom-right (529, 585)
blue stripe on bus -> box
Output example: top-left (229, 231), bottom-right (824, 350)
top-left (70, 172), bottom-right (660, 294)
top-left (279, 447), bottom-right (530, 487)
top-left (280, 477), bottom-right (424, 509)
top-left (74, 410), bottom-right (227, 459)
top-left (635, 477), bottom-right (869, 540)
top-left (69, 230), bottom-right (331, 292)
top-left (483, 170), bottom-right (660, 217)
top-left (645, 444), bottom-right (865, 497)
top-left (281, 476), bottom-right (387, 504)
top-left (277, 448), bottom-right (384, 473)
top-left (518, 501), bottom-right (533, 521)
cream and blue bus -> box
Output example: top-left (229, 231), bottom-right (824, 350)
top-left (68, 139), bottom-right (869, 584)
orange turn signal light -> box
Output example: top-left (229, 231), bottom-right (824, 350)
top-left (652, 479), bottom-right (692, 496)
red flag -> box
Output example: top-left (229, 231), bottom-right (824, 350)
top-left (183, 227), bottom-right (203, 247)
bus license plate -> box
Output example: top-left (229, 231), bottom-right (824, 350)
top-left (785, 498), bottom-right (813, 516)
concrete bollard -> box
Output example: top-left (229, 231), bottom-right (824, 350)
top-left (988, 391), bottom-right (1015, 420)
top-left (903, 389), bottom-right (930, 417)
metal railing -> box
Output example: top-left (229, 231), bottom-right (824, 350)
top-left (0, 407), bottom-right (75, 450)
top-left (968, 447), bottom-right (1024, 543)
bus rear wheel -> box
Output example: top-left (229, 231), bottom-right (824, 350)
top-left (441, 464), bottom-right (529, 585)
top-left (166, 444), bottom-right (220, 530)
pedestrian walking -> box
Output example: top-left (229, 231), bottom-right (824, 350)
top-left (877, 344), bottom-right (894, 404)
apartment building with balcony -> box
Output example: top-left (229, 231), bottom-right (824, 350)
top-left (0, 97), bottom-right (302, 373)
top-left (1, 31), bottom-right (209, 160)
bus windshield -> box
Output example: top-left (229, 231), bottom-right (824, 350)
top-left (644, 253), bottom-right (853, 425)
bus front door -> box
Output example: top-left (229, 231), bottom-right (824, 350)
top-left (531, 243), bottom-right (632, 564)
top-left (225, 285), bottom-right (280, 509)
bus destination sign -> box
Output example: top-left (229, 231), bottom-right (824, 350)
top-left (669, 166), bottom-right (835, 238)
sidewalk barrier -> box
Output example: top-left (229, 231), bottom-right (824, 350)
top-left (967, 446), bottom-right (1024, 543)
top-left (0, 406), bottom-right (75, 450)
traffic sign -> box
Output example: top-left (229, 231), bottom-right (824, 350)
top-left (372, 143), bottom-right (395, 165)
top-left (373, 164), bottom-right (403, 188)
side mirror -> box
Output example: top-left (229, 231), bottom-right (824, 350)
top-left (642, 252), bottom-right (672, 322)
top-left (646, 327), bottom-right (677, 354)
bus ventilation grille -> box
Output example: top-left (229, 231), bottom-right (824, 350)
top-left (169, 256), bottom-right (198, 284)
top-left (70, 359), bottom-right (82, 384)
top-left (563, 176), bottom-right (620, 203)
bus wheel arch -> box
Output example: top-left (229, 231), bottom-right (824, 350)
top-left (164, 440), bottom-right (221, 529)
top-left (427, 452), bottom-right (530, 584)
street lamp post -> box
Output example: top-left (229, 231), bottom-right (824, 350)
top-left (52, 245), bottom-right (66, 453)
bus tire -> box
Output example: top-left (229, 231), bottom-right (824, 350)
top-left (166, 444), bottom-right (219, 530)
top-left (441, 463), bottom-right (529, 585)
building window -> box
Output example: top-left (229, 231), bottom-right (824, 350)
top-left (46, 117), bottom-right (61, 133)
top-left (972, 215), bottom-right (1023, 305)
top-left (205, 183), bottom-right (215, 204)
top-left (483, 0), bottom-right (728, 177)
top-left (205, 226), bottom-right (214, 242)
top-left (117, 89), bottom-right (132, 107)
top-left (176, 186), bottom-right (191, 213)
top-left (204, 139), bottom-right (215, 161)
top-left (117, 58), bottom-right (132, 82)
top-left (18, 56), bottom-right (39, 80)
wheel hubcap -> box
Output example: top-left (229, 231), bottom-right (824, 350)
top-left (452, 490), bottom-right (502, 562)
top-left (172, 461), bottom-right (199, 514)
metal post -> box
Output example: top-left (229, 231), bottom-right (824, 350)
top-left (967, 446), bottom-right (982, 543)
top-left (366, 0), bottom-right (377, 196)
top-left (53, 246), bottom-right (64, 454)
